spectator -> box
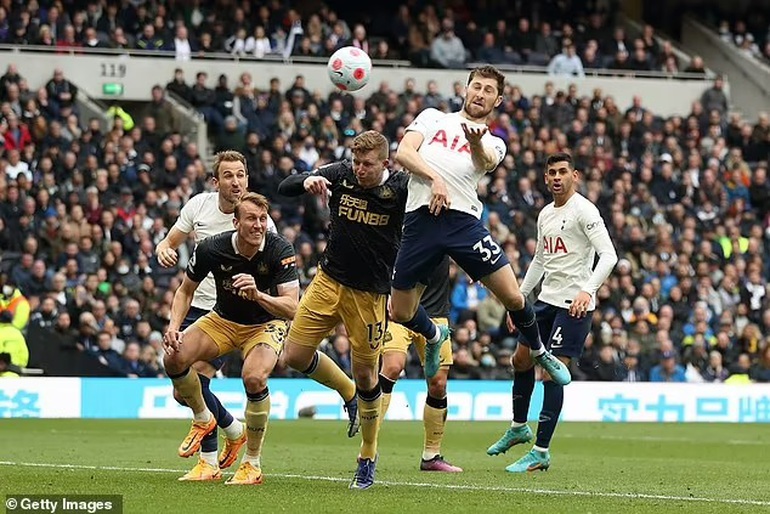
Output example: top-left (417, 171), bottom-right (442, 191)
top-left (650, 351), bottom-right (687, 382)
top-left (547, 40), bottom-right (585, 78)
top-left (0, 310), bottom-right (28, 377)
top-left (430, 18), bottom-right (466, 69)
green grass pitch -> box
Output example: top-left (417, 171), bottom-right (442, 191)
top-left (1, 419), bottom-right (769, 513)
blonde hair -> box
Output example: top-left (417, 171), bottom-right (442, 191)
top-left (352, 130), bottom-right (389, 161)
top-left (234, 192), bottom-right (270, 219)
top-left (212, 150), bottom-right (247, 179)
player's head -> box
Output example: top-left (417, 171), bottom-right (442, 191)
top-left (212, 150), bottom-right (249, 207)
top-left (351, 130), bottom-right (389, 188)
top-left (544, 152), bottom-right (578, 199)
top-left (464, 65), bottom-right (505, 121)
top-left (233, 192), bottom-right (270, 248)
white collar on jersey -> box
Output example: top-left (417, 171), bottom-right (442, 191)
top-left (378, 169), bottom-right (390, 186)
top-left (231, 231), bottom-right (266, 257)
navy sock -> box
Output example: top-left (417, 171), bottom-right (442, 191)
top-left (535, 381), bottom-right (564, 449)
top-left (400, 305), bottom-right (437, 341)
top-left (512, 367), bottom-right (535, 424)
top-left (198, 374), bottom-right (234, 453)
top-left (509, 302), bottom-right (542, 351)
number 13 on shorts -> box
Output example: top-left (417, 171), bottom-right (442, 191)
top-left (367, 321), bottom-right (384, 350)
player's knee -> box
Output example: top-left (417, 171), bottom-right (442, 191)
top-left (163, 353), bottom-right (188, 375)
top-left (503, 291), bottom-right (526, 311)
top-left (280, 343), bottom-right (311, 371)
top-left (242, 368), bottom-right (270, 394)
top-left (380, 357), bottom-right (403, 381)
top-left (427, 372), bottom-right (447, 398)
top-left (390, 305), bottom-right (415, 324)
top-left (353, 366), bottom-right (378, 391)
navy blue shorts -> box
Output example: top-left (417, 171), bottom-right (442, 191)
top-left (535, 300), bottom-right (592, 359)
top-left (181, 306), bottom-right (226, 371)
top-left (393, 207), bottom-right (509, 290)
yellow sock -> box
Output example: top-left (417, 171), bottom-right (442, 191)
top-left (358, 390), bottom-right (382, 460)
top-left (244, 388), bottom-right (270, 463)
top-left (378, 393), bottom-right (392, 430)
top-left (423, 396), bottom-right (448, 460)
top-left (306, 351), bottom-right (356, 402)
top-left (171, 369), bottom-right (208, 417)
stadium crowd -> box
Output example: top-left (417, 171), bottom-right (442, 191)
top-left (1, 2), bottom-right (770, 385)
top-left (0, 0), bottom-right (709, 76)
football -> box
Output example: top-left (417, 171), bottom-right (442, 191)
top-left (327, 46), bottom-right (372, 92)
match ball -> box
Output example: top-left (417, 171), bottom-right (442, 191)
top-left (327, 46), bottom-right (372, 92)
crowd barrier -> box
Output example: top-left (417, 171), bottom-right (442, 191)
top-left (2, 378), bottom-right (769, 422)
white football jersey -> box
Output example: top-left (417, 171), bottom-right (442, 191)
top-left (519, 193), bottom-right (617, 311)
top-left (172, 191), bottom-right (277, 310)
top-left (405, 108), bottom-right (507, 219)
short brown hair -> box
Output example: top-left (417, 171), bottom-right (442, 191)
top-left (352, 130), bottom-right (389, 161)
top-left (467, 65), bottom-right (506, 96)
top-left (212, 150), bottom-right (247, 179)
top-left (234, 192), bottom-right (270, 219)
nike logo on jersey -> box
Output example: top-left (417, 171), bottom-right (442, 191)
top-left (490, 254), bottom-right (502, 265)
top-left (341, 179), bottom-right (356, 189)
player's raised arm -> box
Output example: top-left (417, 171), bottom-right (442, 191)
top-left (461, 122), bottom-right (503, 172)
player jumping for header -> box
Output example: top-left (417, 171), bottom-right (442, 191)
top-left (389, 65), bottom-right (571, 387)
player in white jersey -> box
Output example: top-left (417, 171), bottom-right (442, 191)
top-left (155, 150), bottom-right (275, 481)
top-left (487, 152), bottom-right (618, 472)
top-left (389, 65), bottom-right (570, 386)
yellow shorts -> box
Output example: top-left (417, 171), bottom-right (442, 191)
top-left (383, 317), bottom-right (453, 367)
top-left (193, 311), bottom-right (287, 358)
top-left (288, 268), bottom-right (386, 367)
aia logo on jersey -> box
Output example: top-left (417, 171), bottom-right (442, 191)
top-left (429, 130), bottom-right (471, 154)
top-left (543, 236), bottom-right (568, 254)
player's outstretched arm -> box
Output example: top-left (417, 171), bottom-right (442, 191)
top-left (155, 227), bottom-right (189, 268)
top-left (277, 172), bottom-right (315, 196)
top-left (461, 123), bottom-right (500, 172)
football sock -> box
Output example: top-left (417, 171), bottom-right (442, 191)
top-left (222, 418), bottom-right (244, 440)
top-left (378, 374), bottom-right (396, 428)
top-left (508, 301), bottom-right (543, 351)
top-left (401, 305), bottom-right (438, 342)
top-left (423, 394), bottom-right (448, 461)
top-left (303, 351), bottom-right (356, 402)
top-left (244, 388), bottom-right (270, 462)
top-left (535, 381), bottom-right (564, 449)
top-left (169, 368), bottom-right (210, 421)
top-left (357, 383), bottom-right (382, 460)
top-left (200, 451), bottom-right (218, 468)
top-left (512, 367), bottom-right (535, 425)
top-left (199, 375), bottom-right (224, 453)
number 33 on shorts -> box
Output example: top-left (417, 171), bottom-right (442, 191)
top-left (473, 235), bottom-right (502, 264)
